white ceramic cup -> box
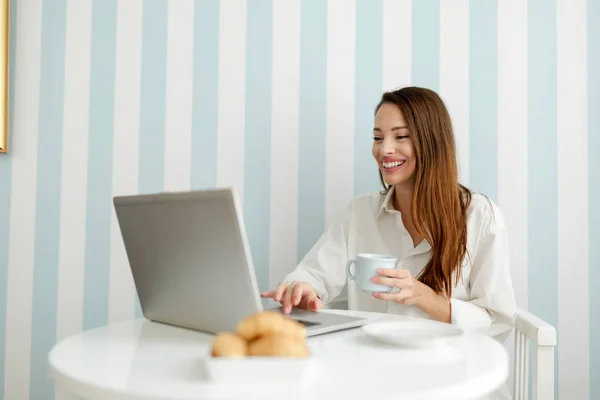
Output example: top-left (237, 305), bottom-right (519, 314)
top-left (345, 253), bottom-right (397, 293)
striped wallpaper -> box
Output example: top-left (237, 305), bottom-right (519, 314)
top-left (0, 0), bottom-right (597, 399)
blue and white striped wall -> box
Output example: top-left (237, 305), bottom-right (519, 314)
top-left (0, 0), bottom-right (597, 399)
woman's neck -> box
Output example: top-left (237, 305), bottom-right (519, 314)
top-left (393, 184), bottom-right (413, 215)
top-left (393, 184), bottom-right (423, 247)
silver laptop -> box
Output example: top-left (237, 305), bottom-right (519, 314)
top-left (113, 187), bottom-right (367, 336)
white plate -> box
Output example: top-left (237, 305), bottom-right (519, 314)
top-left (361, 319), bottom-right (463, 348)
top-left (203, 356), bottom-right (317, 383)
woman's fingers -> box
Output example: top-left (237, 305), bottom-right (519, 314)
top-left (372, 291), bottom-right (397, 301)
top-left (282, 282), bottom-right (297, 313)
top-left (292, 283), bottom-right (305, 306)
top-left (262, 281), bottom-right (320, 313)
top-left (297, 290), bottom-right (321, 311)
top-left (308, 296), bottom-right (322, 311)
top-left (377, 268), bottom-right (410, 279)
top-left (373, 288), bottom-right (414, 304)
top-left (273, 282), bottom-right (289, 302)
top-left (372, 275), bottom-right (411, 288)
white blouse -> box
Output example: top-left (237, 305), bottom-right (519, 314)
top-left (283, 186), bottom-right (517, 330)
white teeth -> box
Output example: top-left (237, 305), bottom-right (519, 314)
top-left (382, 161), bottom-right (404, 168)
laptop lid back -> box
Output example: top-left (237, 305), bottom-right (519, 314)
top-left (113, 188), bottom-right (263, 333)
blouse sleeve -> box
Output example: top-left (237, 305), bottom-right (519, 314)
top-left (282, 206), bottom-right (351, 305)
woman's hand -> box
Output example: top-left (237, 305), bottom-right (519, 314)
top-left (371, 268), bottom-right (422, 304)
top-left (260, 281), bottom-right (322, 315)
top-left (371, 268), bottom-right (452, 323)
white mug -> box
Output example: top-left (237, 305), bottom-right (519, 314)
top-left (345, 253), bottom-right (397, 293)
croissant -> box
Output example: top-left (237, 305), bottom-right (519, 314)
top-left (210, 311), bottom-right (310, 358)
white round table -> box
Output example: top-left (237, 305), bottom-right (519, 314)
top-left (48, 310), bottom-right (509, 400)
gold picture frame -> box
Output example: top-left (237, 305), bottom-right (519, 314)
top-left (0, 0), bottom-right (9, 154)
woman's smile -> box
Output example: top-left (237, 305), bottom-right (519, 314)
top-left (381, 158), bottom-right (407, 174)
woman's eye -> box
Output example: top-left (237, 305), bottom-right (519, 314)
top-left (373, 137), bottom-right (382, 141)
top-left (396, 135), bottom-right (408, 140)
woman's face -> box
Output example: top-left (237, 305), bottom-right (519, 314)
top-left (372, 102), bottom-right (417, 188)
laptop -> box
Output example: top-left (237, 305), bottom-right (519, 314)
top-left (113, 187), bottom-right (367, 336)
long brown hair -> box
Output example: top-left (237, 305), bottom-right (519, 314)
top-left (375, 87), bottom-right (471, 298)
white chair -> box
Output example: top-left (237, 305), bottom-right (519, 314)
top-left (511, 308), bottom-right (557, 400)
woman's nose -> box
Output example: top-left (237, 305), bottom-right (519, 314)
top-left (382, 139), bottom-right (395, 154)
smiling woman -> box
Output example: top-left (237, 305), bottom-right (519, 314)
top-left (0, 0), bottom-right (8, 154)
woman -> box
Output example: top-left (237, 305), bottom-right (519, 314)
top-left (261, 86), bottom-right (516, 330)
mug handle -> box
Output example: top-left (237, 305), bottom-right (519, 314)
top-left (345, 259), bottom-right (356, 281)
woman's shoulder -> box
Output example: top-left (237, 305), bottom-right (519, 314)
top-left (465, 190), bottom-right (507, 236)
top-left (347, 190), bottom-right (389, 214)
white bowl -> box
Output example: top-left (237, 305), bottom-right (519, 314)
top-left (203, 356), bottom-right (317, 383)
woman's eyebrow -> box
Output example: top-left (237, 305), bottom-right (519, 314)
top-left (373, 126), bottom-right (408, 132)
